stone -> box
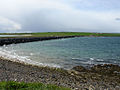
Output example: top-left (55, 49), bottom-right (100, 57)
top-left (89, 85), bottom-right (95, 90)
top-left (72, 66), bottom-right (87, 72)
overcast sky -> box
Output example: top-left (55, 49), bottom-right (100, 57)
top-left (0, 0), bottom-right (120, 33)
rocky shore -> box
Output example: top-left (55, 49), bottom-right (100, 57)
top-left (0, 58), bottom-right (120, 90)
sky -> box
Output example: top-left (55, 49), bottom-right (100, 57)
top-left (0, 0), bottom-right (120, 33)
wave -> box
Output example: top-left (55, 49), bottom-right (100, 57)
top-left (0, 45), bottom-right (61, 68)
top-left (71, 57), bottom-right (117, 65)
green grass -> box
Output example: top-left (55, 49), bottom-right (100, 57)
top-left (0, 81), bottom-right (70, 90)
top-left (1, 32), bottom-right (120, 38)
top-left (30, 32), bottom-right (120, 37)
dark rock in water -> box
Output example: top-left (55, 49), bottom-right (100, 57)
top-left (72, 66), bottom-right (87, 72)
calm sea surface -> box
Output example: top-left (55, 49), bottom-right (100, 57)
top-left (0, 37), bottom-right (120, 69)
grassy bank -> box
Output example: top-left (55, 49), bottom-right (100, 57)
top-left (0, 32), bottom-right (120, 37)
top-left (30, 32), bottom-right (120, 37)
top-left (0, 81), bottom-right (70, 90)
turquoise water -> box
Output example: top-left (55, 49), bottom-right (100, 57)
top-left (1, 37), bottom-right (120, 69)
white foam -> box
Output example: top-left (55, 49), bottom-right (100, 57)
top-left (96, 59), bottom-right (104, 61)
top-left (0, 46), bottom-right (61, 68)
top-left (72, 58), bottom-right (80, 60)
top-left (90, 58), bottom-right (94, 61)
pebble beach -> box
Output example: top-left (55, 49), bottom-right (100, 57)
top-left (0, 57), bottom-right (120, 90)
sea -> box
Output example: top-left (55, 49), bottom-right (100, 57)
top-left (0, 37), bottom-right (120, 69)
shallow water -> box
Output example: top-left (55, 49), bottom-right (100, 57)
top-left (0, 37), bottom-right (120, 69)
top-left (0, 35), bottom-right (20, 37)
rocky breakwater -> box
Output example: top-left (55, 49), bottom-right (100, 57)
top-left (0, 36), bottom-right (76, 46)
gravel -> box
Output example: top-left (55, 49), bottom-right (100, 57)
top-left (0, 58), bottom-right (120, 90)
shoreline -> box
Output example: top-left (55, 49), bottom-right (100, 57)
top-left (0, 57), bottom-right (120, 89)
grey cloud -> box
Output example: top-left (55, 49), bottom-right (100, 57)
top-left (0, 0), bottom-right (120, 33)
top-left (116, 18), bottom-right (120, 21)
top-left (0, 16), bottom-right (22, 33)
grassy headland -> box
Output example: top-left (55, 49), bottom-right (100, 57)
top-left (2, 32), bottom-right (120, 46)
top-left (0, 32), bottom-right (120, 38)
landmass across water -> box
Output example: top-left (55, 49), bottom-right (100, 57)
top-left (0, 32), bottom-right (120, 46)
top-left (1, 32), bottom-right (120, 38)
